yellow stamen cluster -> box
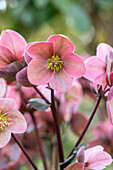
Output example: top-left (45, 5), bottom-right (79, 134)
top-left (47, 55), bottom-right (63, 72)
top-left (0, 112), bottom-right (12, 131)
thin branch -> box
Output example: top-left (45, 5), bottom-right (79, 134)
top-left (61, 96), bottom-right (102, 169)
top-left (50, 89), bottom-right (64, 170)
top-left (68, 96), bottom-right (101, 157)
top-left (33, 86), bottom-right (50, 105)
top-left (29, 111), bottom-right (48, 170)
top-left (12, 134), bottom-right (38, 170)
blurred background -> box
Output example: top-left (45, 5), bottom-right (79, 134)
top-left (0, 0), bottom-right (113, 169)
top-left (0, 0), bottom-right (113, 55)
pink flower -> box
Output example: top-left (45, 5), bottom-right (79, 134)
top-left (65, 145), bottom-right (112, 170)
top-left (0, 98), bottom-right (27, 148)
top-left (0, 30), bottom-right (27, 81)
top-left (27, 35), bottom-right (86, 92)
top-left (84, 43), bottom-right (113, 88)
top-left (0, 29), bottom-right (27, 67)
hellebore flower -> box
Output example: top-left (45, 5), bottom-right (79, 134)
top-left (84, 43), bottom-right (113, 124)
top-left (0, 29), bottom-right (27, 81)
top-left (27, 35), bottom-right (86, 92)
top-left (0, 98), bottom-right (27, 148)
top-left (84, 43), bottom-right (113, 89)
top-left (65, 145), bottom-right (112, 170)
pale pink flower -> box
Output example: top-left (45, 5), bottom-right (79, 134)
top-left (65, 145), bottom-right (112, 170)
top-left (84, 43), bottom-right (113, 88)
top-left (0, 98), bottom-right (27, 148)
top-left (0, 29), bottom-right (27, 69)
top-left (27, 35), bottom-right (86, 92)
top-left (0, 29), bottom-right (27, 81)
top-left (84, 43), bottom-right (113, 124)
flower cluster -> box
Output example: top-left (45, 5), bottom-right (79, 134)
top-left (0, 29), bottom-right (113, 169)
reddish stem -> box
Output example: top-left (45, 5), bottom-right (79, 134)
top-left (61, 96), bottom-right (102, 169)
top-left (12, 134), bottom-right (38, 170)
top-left (29, 112), bottom-right (48, 170)
top-left (51, 89), bottom-right (64, 170)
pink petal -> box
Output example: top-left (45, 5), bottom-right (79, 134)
top-left (47, 35), bottom-right (75, 57)
top-left (93, 72), bottom-right (107, 91)
top-left (0, 98), bottom-right (17, 113)
top-left (109, 72), bottom-right (113, 86)
top-left (24, 42), bottom-right (35, 64)
top-left (0, 30), bottom-right (27, 60)
top-left (0, 78), bottom-right (7, 98)
top-left (16, 67), bottom-right (33, 87)
top-left (0, 46), bottom-right (14, 69)
top-left (64, 162), bottom-right (84, 170)
top-left (0, 128), bottom-right (11, 148)
top-left (9, 110), bottom-right (27, 133)
top-left (6, 86), bottom-right (21, 110)
top-left (49, 69), bottom-right (73, 92)
top-left (27, 58), bottom-right (53, 85)
top-left (84, 56), bottom-right (105, 81)
top-left (77, 146), bottom-right (85, 163)
top-left (106, 87), bottom-right (113, 124)
top-left (96, 43), bottom-right (113, 61)
top-left (85, 145), bottom-right (104, 163)
top-left (86, 150), bottom-right (112, 170)
top-left (62, 52), bottom-right (86, 78)
top-left (26, 42), bottom-right (53, 60)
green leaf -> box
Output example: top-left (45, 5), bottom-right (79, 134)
top-left (29, 98), bottom-right (50, 111)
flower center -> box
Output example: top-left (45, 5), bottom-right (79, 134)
top-left (0, 111), bottom-right (12, 131)
top-left (47, 55), bottom-right (63, 72)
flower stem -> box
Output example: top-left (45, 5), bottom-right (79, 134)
top-left (50, 89), bottom-right (64, 169)
top-left (68, 96), bottom-right (101, 158)
top-left (33, 86), bottom-right (50, 105)
top-left (12, 134), bottom-right (38, 170)
top-left (61, 96), bottom-right (102, 169)
top-left (29, 111), bottom-right (48, 170)
top-left (33, 86), bottom-right (64, 169)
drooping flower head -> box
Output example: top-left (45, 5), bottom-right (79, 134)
top-left (0, 29), bottom-right (27, 65)
top-left (26, 35), bottom-right (86, 92)
top-left (65, 145), bottom-right (112, 170)
top-left (0, 30), bottom-right (27, 81)
top-left (0, 98), bottom-right (27, 148)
